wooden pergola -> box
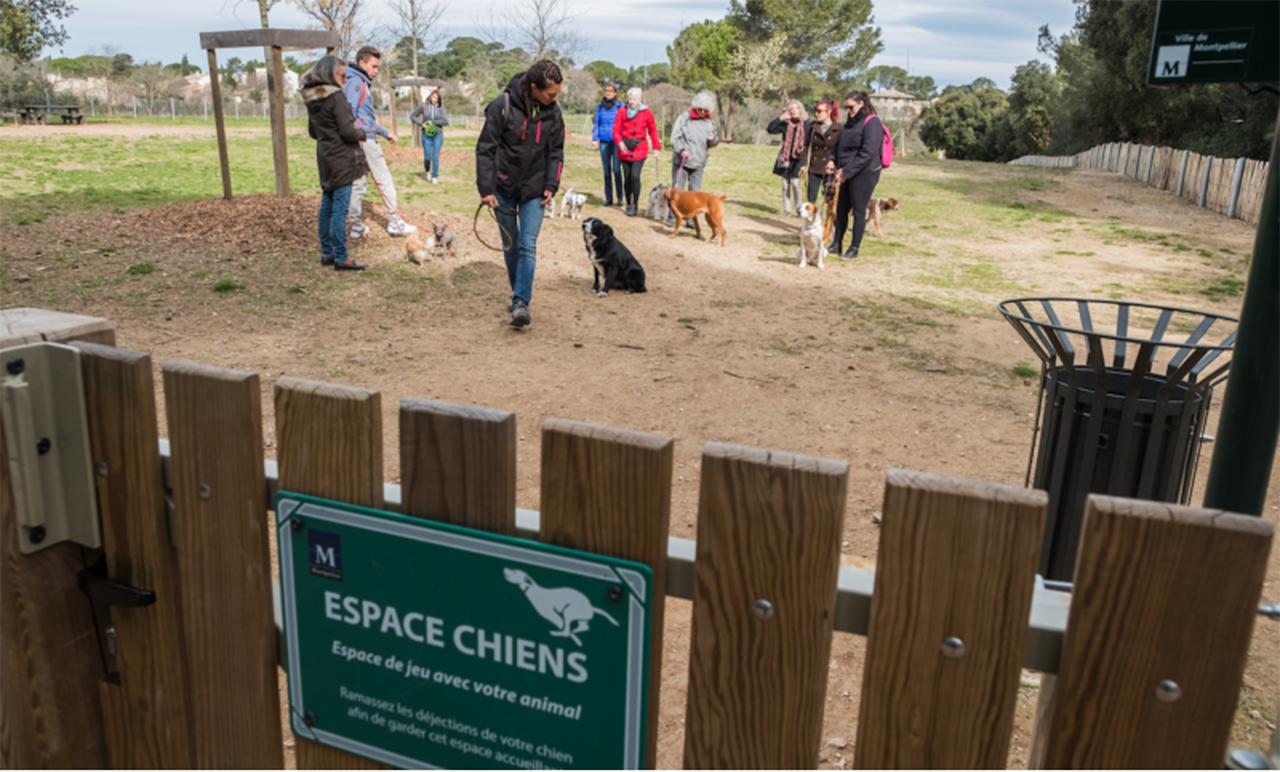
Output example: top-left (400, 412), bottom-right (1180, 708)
top-left (200, 29), bottom-right (339, 199)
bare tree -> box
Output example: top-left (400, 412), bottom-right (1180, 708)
top-left (294, 0), bottom-right (365, 59)
top-left (387, 0), bottom-right (447, 78)
top-left (480, 0), bottom-right (582, 67)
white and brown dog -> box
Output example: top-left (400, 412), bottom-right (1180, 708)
top-left (867, 197), bottom-right (900, 238)
top-left (797, 202), bottom-right (825, 269)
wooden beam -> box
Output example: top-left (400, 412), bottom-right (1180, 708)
top-left (683, 442), bottom-right (848, 769)
top-left (0, 312), bottom-right (114, 769)
top-left (269, 45), bottom-right (290, 198)
top-left (539, 418), bottom-right (673, 769)
top-left (1042, 495), bottom-right (1272, 768)
top-left (162, 361), bottom-right (282, 768)
top-left (199, 29), bottom-right (338, 51)
top-left (206, 49), bottom-right (232, 201)
top-left (854, 470), bottom-right (1047, 769)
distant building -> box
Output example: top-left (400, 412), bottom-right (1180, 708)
top-left (870, 88), bottom-right (933, 120)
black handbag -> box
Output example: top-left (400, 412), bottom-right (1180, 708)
top-left (624, 137), bottom-right (642, 150)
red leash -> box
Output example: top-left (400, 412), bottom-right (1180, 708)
top-left (368, 173), bottom-right (425, 232)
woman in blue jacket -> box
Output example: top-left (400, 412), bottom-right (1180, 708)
top-left (591, 82), bottom-right (623, 207)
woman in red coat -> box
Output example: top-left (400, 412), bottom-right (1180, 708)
top-left (612, 87), bottom-right (661, 217)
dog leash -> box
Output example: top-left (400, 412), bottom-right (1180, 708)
top-left (472, 202), bottom-right (515, 252)
top-left (368, 173), bottom-right (426, 233)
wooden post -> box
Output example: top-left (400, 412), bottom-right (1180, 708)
top-left (539, 418), bottom-right (674, 769)
top-left (1199, 155), bottom-right (1214, 208)
top-left (683, 442), bottom-right (848, 769)
top-left (71, 343), bottom-right (194, 768)
top-left (162, 361), bottom-right (282, 768)
top-left (207, 49), bottom-right (233, 200)
top-left (275, 376), bottom-right (383, 770)
top-left (269, 45), bottom-right (290, 197)
top-left (399, 399), bottom-right (516, 534)
top-left (854, 470), bottom-right (1047, 769)
top-left (1042, 496), bottom-right (1272, 768)
top-left (0, 311), bottom-right (113, 769)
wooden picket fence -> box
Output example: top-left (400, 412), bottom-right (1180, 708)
top-left (1, 309), bottom-right (1273, 770)
top-left (1011, 142), bottom-right (1270, 226)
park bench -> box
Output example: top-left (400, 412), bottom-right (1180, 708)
top-left (20, 104), bottom-right (84, 125)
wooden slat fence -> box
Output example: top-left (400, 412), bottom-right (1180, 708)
top-left (1012, 141), bottom-right (1269, 225)
top-left (1, 309), bottom-right (1274, 770)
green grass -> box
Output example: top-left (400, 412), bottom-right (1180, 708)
top-left (212, 278), bottom-right (239, 292)
top-left (125, 262), bottom-right (155, 275)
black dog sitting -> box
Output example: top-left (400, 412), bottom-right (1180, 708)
top-left (581, 217), bottom-right (647, 298)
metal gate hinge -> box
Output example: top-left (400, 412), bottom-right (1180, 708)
top-left (77, 555), bottom-right (156, 608)
top-left (0, 342), bottom-right (101, 554)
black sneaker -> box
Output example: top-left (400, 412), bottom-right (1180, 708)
top-left (841, 245), bottom-right (859, 260)
top-left (321, 254), bottom-right (334, 266)
top-left (828, 241), bottom-right (842, 254)
top-left (625, 205), bottom-right (637, 217)
top-left (509, 301), bottom-right (530, 327)
top-left (335, 260), bottom-right (366, 271)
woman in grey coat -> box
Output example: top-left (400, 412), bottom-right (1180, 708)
top-left (410, 88), bottom-right (448, 183)
top-left (667, 90), bottom-right (720, 226)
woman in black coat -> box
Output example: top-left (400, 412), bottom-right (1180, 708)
top-left (826, 90), bottom-right (883, 260)
top-left (302, 55), bottom-right (369, 271)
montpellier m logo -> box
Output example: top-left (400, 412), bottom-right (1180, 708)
top-left (309, 530), bottom-right (343, 580)
top-left (503, 568), bottom-right (618, 645)
top-left (1156, 44), bottom-right (1191, 78)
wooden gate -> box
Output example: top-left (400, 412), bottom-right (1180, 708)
top-left (1, 309), bottom-right (1272, 769)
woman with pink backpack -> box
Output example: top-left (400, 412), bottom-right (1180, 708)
top-left (826, 90), bottom-right (891, 260)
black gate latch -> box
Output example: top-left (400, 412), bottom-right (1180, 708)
top-left (77, 555), bottom-right (156, 607)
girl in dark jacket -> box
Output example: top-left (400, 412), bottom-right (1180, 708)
top-left (826, 90), bottom-right (883, 260)
top-left (475, 60), bottom-right (565, 328)
top-left (767, 100), bottom-right (808, 215)
top-left (805, 99), bottom-right (842, 204)
top-left (302, 55), bottom-right (369, 271)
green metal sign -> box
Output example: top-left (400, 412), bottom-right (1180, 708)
top-left (1147, 0), bottom-right (1279, 84)
top-left (276, 492), bottom-right (652, 769)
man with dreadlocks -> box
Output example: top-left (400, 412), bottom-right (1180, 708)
top-left (475, 60), bottom-right (566, 328)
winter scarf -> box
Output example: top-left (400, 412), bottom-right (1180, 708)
top-left (781, 117), bottom-right (805, 161)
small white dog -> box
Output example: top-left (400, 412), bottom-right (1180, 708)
top-left (797, 202), bottom-right (825, 269)
top-left (560, 188), bottom-right (587, 220)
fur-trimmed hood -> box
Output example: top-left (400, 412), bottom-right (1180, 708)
top-left (301, 84), bottom-right (343, 103)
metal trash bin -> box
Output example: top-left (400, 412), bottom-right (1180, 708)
top-left (999, 298), bottom-right (1237, 582)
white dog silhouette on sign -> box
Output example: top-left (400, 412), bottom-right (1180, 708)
top-left (503, 568), bottom-right (619, 646)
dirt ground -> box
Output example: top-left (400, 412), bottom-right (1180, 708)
top-left (1, 122), bottom-right (1276, 768)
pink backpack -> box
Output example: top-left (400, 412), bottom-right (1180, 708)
top-left (863, 115), bottom-right (894, 168)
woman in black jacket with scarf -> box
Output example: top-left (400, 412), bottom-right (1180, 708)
top-left (767, 100), bottom-right (808, 216)
top-left (302, 55), bottom-right (369, 271)
top-left (826, 90), bottom-right (883, 260)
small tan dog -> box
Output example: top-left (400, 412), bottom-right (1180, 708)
top-left (405, 229), bottom-right (435, 265)
top-left (822, 179), bottom-right (839, 244)
top-left (796, 202), bottom-right (825, 269)
top-left (664, 188), bottom-right (728, 246)
top-left (866, 197), bottom-right (900, 238)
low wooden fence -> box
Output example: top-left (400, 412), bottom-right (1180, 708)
top-left (1012, 142), bottom-right (1269, 226)
top-left (1, 309), bottom-right (1273, 770)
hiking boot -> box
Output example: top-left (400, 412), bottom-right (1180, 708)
top-left (321, 254), bottom-right (334, 266)
top-left (828, 240), bottom-right (842, 255)
top-left (509, 301), bottom-right (530, 328)
top-left (841, 245), bottom-right (860, 260)
top-left (349, 224), bottom-right (370, 240)
top-left (334, 260), bottom-right (366, 271)
top-left (625, 205), bottom-right (637, 217)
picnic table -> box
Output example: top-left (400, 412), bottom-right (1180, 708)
top-left (21, 105), bottom-right (84, 125)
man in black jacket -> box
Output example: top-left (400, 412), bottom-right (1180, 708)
top-left (475, 61), bottom-right (565, 328)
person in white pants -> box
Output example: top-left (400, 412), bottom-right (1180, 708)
top-left (343, 46), bottom-right (412, 238)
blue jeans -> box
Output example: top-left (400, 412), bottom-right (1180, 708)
top-left (494, 191), bottom-right (546, 306)
top-left (319, 185), bottom-right (352, 263)
top-left (422, 131), bottom-right (443, 179)
top-left (598, 141), bottom-right (622, 204)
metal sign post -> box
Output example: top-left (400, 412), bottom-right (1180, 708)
top-left (1144, 2), bottom-right (1280, 517)
top-left (276, 492), bottom-right (652, 770)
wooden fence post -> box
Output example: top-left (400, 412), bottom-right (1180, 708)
top-left (854, 470), bottom-right (1047, 769)
top-left (163, 361), bottom-right (282, 768)
top-left (539, 418), bottom-right (674, 769)
top-left (1199, 155), bottom-right (1214, 208)
top-left (206, 49), bottom-right (233, 201)
top-left (683, 442), bottom-right (847, 769)
top-left (399, 399), bottom-right (516, 535)
top-left (72, 343), bottom-right (194, 768)
top-left (1042, 495), bottom-right (1272, 768)
top-left (1177, 149), bottom-right (1190, 196)
top-left (0, 310), bottom-right (114, 769)
top-left (275, 376), bottom-right (384, 770)
top-left (1228, 157), bottom-right (1247, 219)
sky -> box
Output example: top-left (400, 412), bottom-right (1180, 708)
top-left (54, 0), bottom-right (1079, 90)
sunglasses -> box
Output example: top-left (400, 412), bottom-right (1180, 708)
top-left (844, 103), bottom-right (858, 110)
